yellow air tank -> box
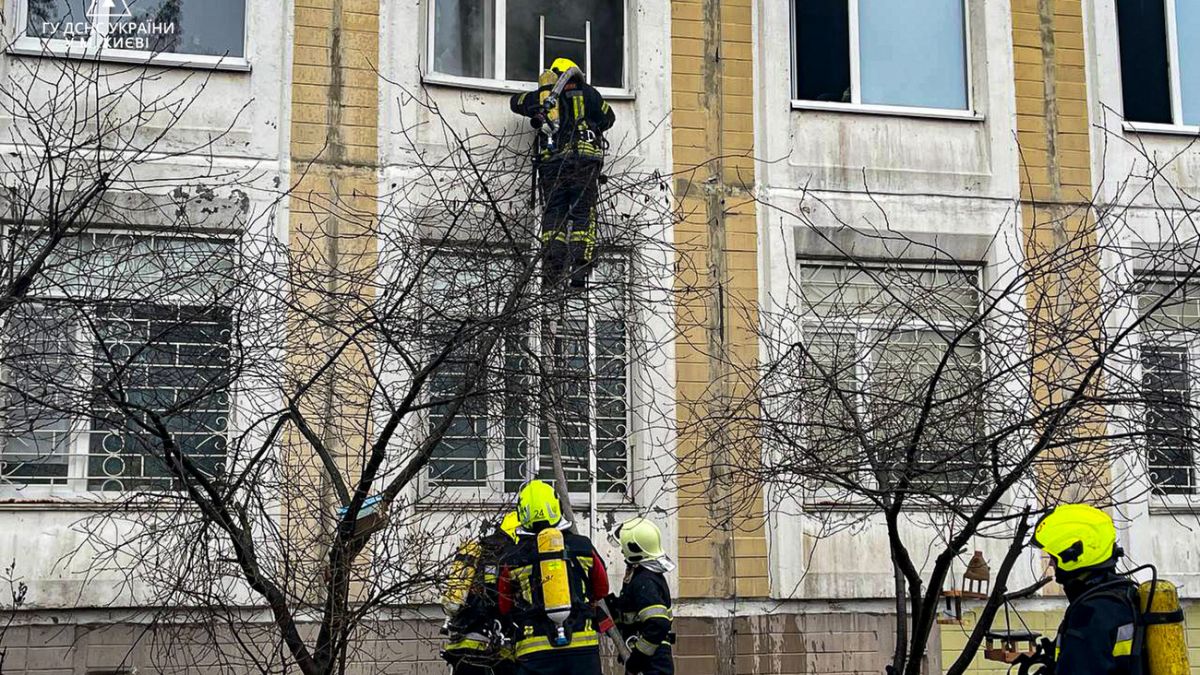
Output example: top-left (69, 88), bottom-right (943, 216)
top-left (1139, 580), bottom-right (1191, 675)
top-left (441, 539), bottom-right (481, 616)
top-left (538, 69), bottom-right (560, 128)
top-left (537, 527), bottom-right (572, 646)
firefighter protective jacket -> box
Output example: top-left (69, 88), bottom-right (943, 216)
top-left (510, 80), bottom-right (616, 163)
top-left (1053, 570), bottom-right (1142, 675)
top-left (615, 565), bottom-right (673, 659)
top-left (496, 529), bottom-right (613, 659)
top-left (445, 528), bottom-right (518, 655)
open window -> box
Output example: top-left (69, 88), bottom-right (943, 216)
top-left (429, 0), bottom-right (626, 90)
top-left (1115, 0), bottom-right (1200, 127)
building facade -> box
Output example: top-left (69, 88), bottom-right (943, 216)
top-left (2, 0), bottom-right (1200, 673)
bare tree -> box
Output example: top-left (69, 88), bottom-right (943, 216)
top-left (5, 80), bottom-right (679, 674)
top-left (692, 136), bottom-right (1200, 674)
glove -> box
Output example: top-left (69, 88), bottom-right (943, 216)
top-left (530, 113), bottom-right (545, 129)
top-left (624, 649), bottom-right (649, 674)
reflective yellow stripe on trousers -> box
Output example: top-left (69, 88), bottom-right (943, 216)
top-left (515, 629), bottom-right (600, 658)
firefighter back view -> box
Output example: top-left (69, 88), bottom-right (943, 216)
top-left (442, 512), bottom-right (521, 675)
top-left (1029, 503), bottom-right (1191, 675)
top-left (510, 58), bottom-right (616, 289)
top-left (612, 517), bottom-right (675, 674)
top-left (497, 480), bottom-right (614, 675)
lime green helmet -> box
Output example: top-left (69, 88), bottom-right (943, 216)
top-left (499, 511), bottom-right (520, 543)
top-left (1031, 504), bottom-right (1118, 573)
top-left (517, 480), bottom-right (562, 529)
top-left (616, 517), bottom-right (665, 564)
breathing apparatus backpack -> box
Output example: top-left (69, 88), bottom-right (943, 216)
top-left (1058, 567), bottom-right (1191, 675)
top-left (1136, 577), bottom-right (1190, 675)
top-left (442, 538), bottom-right (482, 618)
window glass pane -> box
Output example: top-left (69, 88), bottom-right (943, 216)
top-left (793, 0), bottom-right (851, 102)
top-left (1176, 0), bottom-right (1200, 125)
top-left (25, 0), bottom-right (91, 41)
top-left (799, 263), bottom-right (983, 497)
top-left (88, 304), bottom-right (232, 492)
top-left (112, 0), bottom-right (246, 57)
top-left (1, 305), bottom-right (78, 486)
top-left (505, 0), bottom-right (624, 87)
top-left (858, 0), bottom-right (968, 109)
top-left (1141, 345), bottom-right (1195, 494)
top-left (1116, 0), bottom-right (1173, 124)
top-left (433, 0), bottom-right (495, 78)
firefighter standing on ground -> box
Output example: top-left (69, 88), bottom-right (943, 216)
top-left (1030, 503), bottom-right (1190, 675)
top-left (497, 480), bottom-right (613, 675)
top-left (510, 58), bottom-right (616, 289)
top-left (611, 517), bottom-right (675, 674)
top-left (442, 512), bottom-right (521, 675)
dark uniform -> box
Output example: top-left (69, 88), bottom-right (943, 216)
top-left (496, 528), bottom-right (612, 675)
top-left (443, 529), bottom-right (518, 675)
top-left (510, 78), bottom-right (616, 288)
top-left (1052, 570), bottom-right (1142, 675)
top-left (614, 566), bottom-right (674, 674)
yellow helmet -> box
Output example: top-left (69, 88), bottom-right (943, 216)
top-left (517, 480), bottom-right (562, 529)
top-left (499, 511), bottom-right (520, 543)
top-left (550, 57), bottom-right (580, 75)
top-left (1032, 504), bottom-right (1118, 573)
top-left (617, 517), bottom-right (665, 564)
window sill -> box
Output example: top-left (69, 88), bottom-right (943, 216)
top-left (1149, 494), bottom-right (1200, 515)
top-left (791, 99), bottom-right (983, 122)
top-left (7, 38), bottom-right (251, 72)
top-left (1122, 121), bottom-right (1200, 137)
top-left (0, 488), bottom-right (171, 511)
top-left (421, 72), bottom-right (635, 101)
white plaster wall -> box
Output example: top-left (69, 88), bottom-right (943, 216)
top-left (0, 0), bottom-right (293, 610)
top-left (757, 0), bottom-right (1030, 600)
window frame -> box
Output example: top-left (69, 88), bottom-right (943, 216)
top-left (8, 0), bottom-right (252, 72)
top-left (794, 261), bottom-right (986, 507)
top-left (0, 229), bottom-right (240, 501)
top-left (420, 250), bottom-right (633, 506)
top-left (788, 0), bottom-right (977, 120)
top-left (422, 0), bottom-right (633, 99)
top-left (1119, 0), bottom-right (1198, 133)
top-left (1136, 275), bottom-right (1200, 504)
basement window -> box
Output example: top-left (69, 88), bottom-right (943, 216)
top-left (1116, 0), bottom-right (1200, 127)
top-left (428, 0), bottom-right (627, 91)
top-left (792, 0), bottom-right (970, 112)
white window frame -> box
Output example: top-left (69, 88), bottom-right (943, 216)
top-left (7, 0), bottom-right (251, 71)
top-left (1120, 0), bottom-right (1199, 134)
top-left (796, 262), bottom-right (985, 507)
top-left (420, 255), bottom-right (633, 506)
top-left (422, 0), bottom-right (633, 98)
top-left (0, 229), bottom-right (240, 501)
top-left (788, 0), bottom-right (978, 121)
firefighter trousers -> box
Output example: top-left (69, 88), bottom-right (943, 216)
top-left (537, 159), bottom-right (602, 288)
top-left (514, 646), bottom-right (602, 675)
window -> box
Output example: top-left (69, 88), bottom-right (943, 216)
top-left (1116, 0), bottom-right (1200, 126)
top-left (792, 0), bottom-right (969, 111)
top-left (797, 263), bottom-right (984, 495)
top-left (429, 0), bottom-right (626, 89)
top-left (22, 0), bottom-right (246, 59)
top-left (1139, 278), bottom-right (1199, 495)
top-left (424, 250), bottom-right (629, 497)
top-left (0, 232), bottom-right (234, 492)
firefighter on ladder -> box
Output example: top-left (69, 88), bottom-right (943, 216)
top-left (510, 57), bottom-right (616, 289)
top-left (441, 512), bottom-right (521, 675)
top-left (496, 480), bottom-right (614, 675)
